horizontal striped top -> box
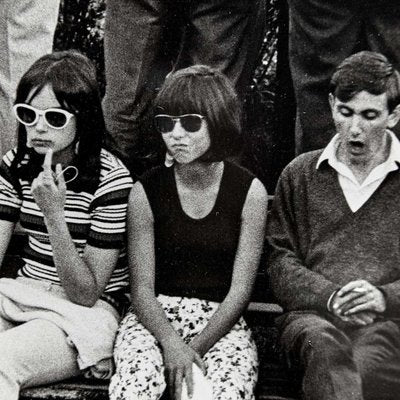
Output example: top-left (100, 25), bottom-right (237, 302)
top-left (0, 148), bottom-right (133, 293)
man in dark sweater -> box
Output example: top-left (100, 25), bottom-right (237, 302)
top-left (267, 51), bottom-right (400, 400)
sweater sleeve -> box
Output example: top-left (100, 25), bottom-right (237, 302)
top-left (266, 161), bottom-right (339, 312)
top-left (379, 281), bottom-right (400, 317)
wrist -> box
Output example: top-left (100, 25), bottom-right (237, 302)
top-left (327, 289), bottom-right (339, 313)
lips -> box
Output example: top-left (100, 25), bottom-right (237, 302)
top-left (348, 140), bottom-right (365, 154)
top-left (31, 139), bottom-right (52, 147)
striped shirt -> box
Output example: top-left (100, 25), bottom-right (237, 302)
top-left (0, 148), bottom-right (133, 293)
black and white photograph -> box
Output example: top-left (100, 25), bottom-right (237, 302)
top-left (0, 1), bottom-right (399, 399)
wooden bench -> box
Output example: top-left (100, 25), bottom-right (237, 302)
top-left (1, 233), bottom-right (300, 400)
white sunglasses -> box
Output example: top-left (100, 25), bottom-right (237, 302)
top-left (13, 103), bottom-right (75, 130)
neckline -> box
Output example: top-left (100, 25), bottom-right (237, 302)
top-left (329, 164), bottom-right (394, 215)
top-left (171, 162), bottom-right (226, 222)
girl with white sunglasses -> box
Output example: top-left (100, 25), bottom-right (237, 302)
top-left (0, 50), bottom-right (133, 398)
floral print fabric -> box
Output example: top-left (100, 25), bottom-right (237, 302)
top-left (109, 295), bottom-right (258, 400)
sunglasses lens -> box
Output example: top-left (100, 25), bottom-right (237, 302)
top-left (45, 110), bottom-right (68, 128)
top-left (180, 115), bottom-right (202, 132)
top-left (15, 106), bottom-right (36, 125)
top-left (155, 116), bottom-right (174, 133)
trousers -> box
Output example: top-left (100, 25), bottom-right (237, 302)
top-left (0, 0), bottom-right (60, 158)
top-left (102, 0), bottom-right (266, 173)
top-left (287, 0), bottom-right (400, 154)
top-left (110, 295), bottom-right (258, 400)
top-left (0, 318), bottom-right (80, 400)
top-left (279, 311), bottom-right (400, 400)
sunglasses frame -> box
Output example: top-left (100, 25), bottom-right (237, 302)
top-left (154, 113), bottom-right (205, 134)
top-left (13, 103), bottom-right (75, 130)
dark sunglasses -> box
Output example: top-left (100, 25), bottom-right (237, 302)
top-left (13, 103), bottom-right (75, 130)
top-left (154, 114), bottom-right (205, 134)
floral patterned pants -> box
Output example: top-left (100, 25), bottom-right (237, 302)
top-left (109, 295), bottom-right (258, 400)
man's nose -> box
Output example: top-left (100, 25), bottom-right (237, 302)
top-left (350, 115), bottom-right (363, 135)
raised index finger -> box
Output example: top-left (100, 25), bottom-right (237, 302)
top-left (42, 148), bottom-right (53, 178)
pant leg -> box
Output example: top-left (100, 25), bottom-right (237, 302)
top-left (109, 311), bottom-right (166, 400)
top-left (365, 1), bottom-right (400, 136)
top-left (279, 311), bottom-right (363, 400)
top-left (203, 317), bottom-right (258, 400)
top-left (0, 319), bottom-right (80, 400)
top-left (287, 0), bottom-right (363, 154)
top-left (182, 0), bottom-right (266, 101)
top-left (350, 320), bottom-right (400, 400)
top-left (0, 0), bottom-right (60, 158)
top-left (102, 0), bottom-right (167, 173)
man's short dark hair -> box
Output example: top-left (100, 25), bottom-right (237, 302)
top-left (154, 65), bottom-right (242, 161)
top-left (329, 51), bottom-right (400, 113)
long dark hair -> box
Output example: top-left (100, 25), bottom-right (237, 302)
top-left (11, 50), bottom-right (104, 193)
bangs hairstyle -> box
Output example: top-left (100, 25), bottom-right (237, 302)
top-left (11, 50), bottom-right (104, 193)
top-left (154, 65), bottom-right (242, 162)
top-left (330, 51), bottom-right (400, 113)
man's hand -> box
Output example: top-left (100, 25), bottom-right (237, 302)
top-left (331, 280), bottom-right (386, 318)
top-left (337, 311), bottom-right (377, 326)
top-left (162, 336), bottom-right (206, 400)
top-left (31, 149), bottom-right (66, 218)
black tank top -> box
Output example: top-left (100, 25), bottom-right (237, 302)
top-left (140, 161), bottom-right (254, 302)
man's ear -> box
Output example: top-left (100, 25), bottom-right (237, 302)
top-left (328, 93), bottom-right (335, 111)
top-left (388, 104), bottom-right (400, 129)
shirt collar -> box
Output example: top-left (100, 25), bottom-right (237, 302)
top-left (316, 130), bottom-right (400, 170)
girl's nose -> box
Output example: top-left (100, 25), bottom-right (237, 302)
top-left (35, 115), bottom-right (47, 132)
top-left (171, 120), bottom-right (186, 138)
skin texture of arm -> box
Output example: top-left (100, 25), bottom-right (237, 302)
top-left (127, 182), bottom-right (205, 400)
top-left (31, 150), bottom-right (120, 307)
top-left (188, 178), bottom-right (268, 357)
top-left (0, 219), bottom-right (16, 269)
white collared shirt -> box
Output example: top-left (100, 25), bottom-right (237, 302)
top-left (316, 131), bottom-right (400, 212)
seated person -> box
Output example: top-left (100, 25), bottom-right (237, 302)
top-left (109, 65), bottom-right (268, 400)
top-left (267, 51), bottom-right (400, 400)
top-left (0, 50), bottom-right (133, 399)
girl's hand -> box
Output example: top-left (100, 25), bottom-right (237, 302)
top-left (162, 337), bottom-right (206, 400)
top-left (31, 149), bottom-right (66, 218)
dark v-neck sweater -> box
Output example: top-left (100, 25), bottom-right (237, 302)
top-left (141, 161), bottom-right (254, 302)
top-left (267, 150), bottom-right (400, 317)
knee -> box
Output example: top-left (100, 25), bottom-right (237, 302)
top-left (0, 346), bottom-right (20, 398)
top-left (299, 325), bottom-right (353, 366)
top-left (110, 341), bottom-right (165, 400)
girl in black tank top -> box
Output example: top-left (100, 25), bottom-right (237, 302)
top-left (110, 65), bottom-right (268, 400)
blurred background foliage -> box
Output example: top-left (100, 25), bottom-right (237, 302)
top-left (54, 0), bottom-right (294, 192)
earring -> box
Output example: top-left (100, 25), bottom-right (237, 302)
top-left (164, 152), bottom-right (174, 167)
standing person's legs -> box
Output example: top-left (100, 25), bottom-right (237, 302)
top-left (279, 312), bottom-right (363, 400)
top-left (103, 0), bottom-right (167, 173)
top-left (183, 0), bottom-right (266, 102)
top-left (203, 318), bottom-right (258, 400)
top-left (0, 0), bottom-right (60, 157)
top-left (287, 0), bottom-right (362, 154)
top-left (351, 320), bottom-right (400, 400)
top-left (0, 319), bottom-right (80, 400)
top-left (365, 1), bottom-right (400, 136)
